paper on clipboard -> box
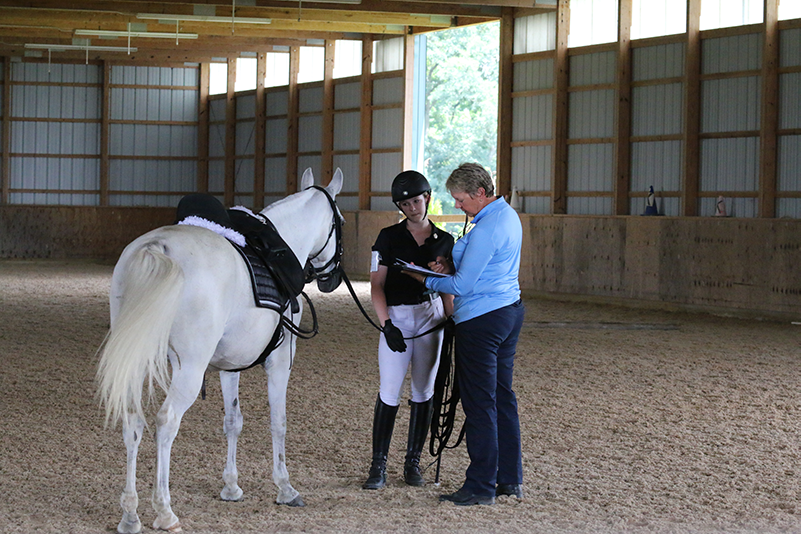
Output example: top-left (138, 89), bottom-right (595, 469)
top-left (394, 259), bottom-right (448, 278)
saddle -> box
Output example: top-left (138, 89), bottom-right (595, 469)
top-left (175, 193), bottom-right (305, 315)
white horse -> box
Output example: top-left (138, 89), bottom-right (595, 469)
top-left (96, 168), bottom-right (344, 534)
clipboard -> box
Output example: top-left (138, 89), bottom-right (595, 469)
top-left (394, 259), bottom-right (449, 278)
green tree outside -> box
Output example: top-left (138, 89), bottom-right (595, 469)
top-left (424, 22), bottom-right (500, 215)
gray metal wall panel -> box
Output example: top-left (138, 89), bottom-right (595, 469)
top-left (631, 83), bottom-right (683, 136)
top-left (513, 59), bottom-right (554, 92)
top-left (513, 12), bottom-right (557, 54)
top-left (570, 51), bottom-right (616, 86)
top-left (372, 108), bottom-right (403, 149)
top-left (109, 160), bottom-right (195, 194)
top-left (780, 27), bottom-right (801, 68)
top-left (298, 115), bottom-right (323, 153)
top-left (14, 62), bottom-right (101, 84)
top-left (567, 197), bottom-right (613, 215)
top-left (235, 120), bottom-right (256, 155)
top-left (299, 86), bottom-right (324, 114)
top-left (236, 94), bottom-right (256, 120)
top-left (110, 124), bottom-right (195, 156)
top-left (777, 198), bottom-right (801, 217)
top-left (333, 154), bottom-right (360, 193)
top-left (266, 90), bottom-right (289, 116)
top-left (568, 90), bottom-right (615, 138)
top-left (335, 82), bottom-right (361, 109)
top-left (631, 140), bottom-right (682, 192)
top-left (512, 94), bottom-right (553, 141)
top-left (265, 157), bottom-right (287, 193)
top-left (632, 43), bottom-right (685, 81)
top-left (567, 144), bottom-right (614, 192)
top-left (12, 121), bottom-right (100, 155)
top-left (700, 137), bottom-right (759, 191)
top-left (701, 77), bottom-right (760, 133)
top-left (209, 123), bottom-right (226, 158)
top-left (520, 196), bottom-right (551, 215)
top-left (265, 118), bottom-right (289, 154)
top-left (333, 112), bottom-right (360, 151)
top-left (209, 99), bottom-right (226, 122)
top-left (702, 33), bottom-right (762, 74)
top-left (779, 72), bottom-right (801, 128)
top-left (335, 196), bottom-right (359, 211)
top-left (511, 145), bottom-right (552, 191)
top-left (371, 152), bottom-right (402, 193)
top-left (235, 159), bottom-right (255, 193)
top-left (778, 135), bottom-right (801, 191)
top-left (208, 160), bottom-right (225, 192)
top-left (373, 77), bottom-right (404, 105)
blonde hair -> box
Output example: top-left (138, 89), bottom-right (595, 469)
top-left (445, 163), bottom-right (495, 197)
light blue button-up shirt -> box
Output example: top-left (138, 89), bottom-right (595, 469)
top-left (426, 197), bottom-right (521, 324)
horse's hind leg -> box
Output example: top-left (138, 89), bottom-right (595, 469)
top-left (151, 365), bottom-right (205, 532)
top-left (219, 371), bottom-right (244, 501)
top-left (265, 337), bottom-right (304, 507)
top-left (118, 413), bottom-right (145, 534)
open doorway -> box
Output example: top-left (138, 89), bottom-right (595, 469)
top-left (418, 22), bottom-right (500, 218)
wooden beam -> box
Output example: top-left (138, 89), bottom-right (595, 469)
top-left (1, 58), bottom-right (9, 205)
top-left (496, 7), bottom-right (514, 200)
top-left (682, 0), bottom-right (702, 216)
top-left (760, 0), bottom-right (779, 218)
top-left (286, 45), bottom-right (300, 195)
top-left (402, 33), bottom-right (415, 171)
top-left (615, 0), bottom-right (632, 215)
top-left (322, 39), bottom-right (335, 185)
top-left (100, 60), bottom-right (110, 206)
top-left (197, 62), bottom-right (209, 193)
top-left (360, 35), bottom-right (374, 211)
top-left (552, 0), bottom-right (569, 215)
top-left (254, 52), bottom-right (266, 210)
top-left (225, 57), bottom-right (236, 205)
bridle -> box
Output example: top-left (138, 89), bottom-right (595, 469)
top-left (304, 184), bottom-right (344, 289)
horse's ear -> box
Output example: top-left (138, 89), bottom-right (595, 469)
top-left (327, 168), bottom-right (344, 198)
top-left (300, 168), bottom-right (314, 190)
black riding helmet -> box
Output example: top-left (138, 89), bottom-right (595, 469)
top-left (391, 170), bottom-right (431, 205)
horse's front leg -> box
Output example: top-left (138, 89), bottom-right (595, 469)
top-left (219, 370), bottom-right (244, 501)
top-left (118, 413), bottom-right (145, 534)
top-left (265, 335), bottom-right (304, 507)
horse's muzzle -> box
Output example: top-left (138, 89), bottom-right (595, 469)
top-left (316, 269), bottom-right (342, 293)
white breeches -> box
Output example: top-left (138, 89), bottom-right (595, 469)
top-left (378, 298), bottom-right (446, 406)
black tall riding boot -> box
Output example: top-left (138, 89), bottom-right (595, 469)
top-left (362, 396), bottom-right (399, 490)
top-left (404, 398), bottom-right (434, 486)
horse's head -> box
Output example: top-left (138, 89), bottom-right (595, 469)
top-left (303, 168), bottom-right (345, 293)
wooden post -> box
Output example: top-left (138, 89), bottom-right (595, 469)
top-left (198, 62), bottom-right (210, 193)
top-left (254, 53), bottom-right (266, 210)
top-left (553, 0), bottom-right (570, 214)
top-left (1, 58), bottom-right (9, 205)
top-left (322, 40), bottom-right (336, 185)
top-left (100, 60), bottom-right (110, 206)
top-left (287, 46), bottom-right (300, 195)
top-left (496, 8), bottom-right (514, 200)
top-left (760, 0), bottom-right (779, 218)
top-left (683, 0), bottom-right (702, 216)
top-left (360, 36), bottom-right (374, 210)
top-left (225, 57), bottom-right (236, 206)
top-left (615, 0), bottom-right (632, 215)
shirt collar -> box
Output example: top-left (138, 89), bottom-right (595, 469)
top-left (472, 196), bottom-right (507, 225)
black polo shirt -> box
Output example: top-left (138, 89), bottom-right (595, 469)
top-left (372, 220), bottom-right (454, 306)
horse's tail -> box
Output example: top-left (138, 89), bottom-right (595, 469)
top-left (96, 242), bottom-right (185, 428)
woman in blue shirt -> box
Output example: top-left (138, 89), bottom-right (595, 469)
top-left (405, 162), bottom-right (525, 506)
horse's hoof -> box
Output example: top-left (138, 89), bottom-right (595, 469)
top-left (282, 495), bottom-right (305, 507)
top-left (153, 513), bottom-right (181, 532)
top-left (117, 516), bottom-right (142, 534)
top-left (220, 486), bottom-right (244, 501)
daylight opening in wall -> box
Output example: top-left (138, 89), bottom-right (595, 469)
top-left (209, 61), bottom-right (227, 95)
top-left (569, 0), bottom-right (618, 48)
top-left (779, 0), bottom-right (801, 20)
top-left (265, 51), bottom-right (290, 88)
top-left (372, 37), bottom-right (404, 74)
top-left (700, 0), bottom-right (762, 30)
top-left (631, 0), bottom-right (687, 40)
top-left (297, 45), bottom-right (325, 83)
top-left (334, 40), bottom-right (362, 79)
top-left (235, 56), bottom-right (257, 92)
top-left (423, 22), bottom-right (499, 218)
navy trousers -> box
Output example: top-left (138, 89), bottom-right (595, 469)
top-left (454, 299), bottom-right (525, 497)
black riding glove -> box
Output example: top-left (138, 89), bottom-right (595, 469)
top-left (383, 319), bottom-right (407, 353)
